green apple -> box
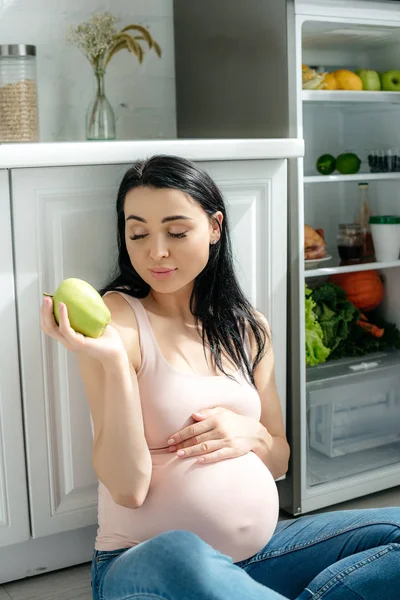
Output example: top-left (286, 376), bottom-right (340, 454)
top-left (381, 70), bottom-right (400, 91)
top-left (43, 278), bottom-right (111, 338)
top-left (355, 69), bottom-right (381, 91)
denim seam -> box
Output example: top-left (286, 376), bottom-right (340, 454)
top-left (242, 519), bottom-right (400, 566)
top-left (121, 595), bottom-right (170, 600)
top-left (308, 545), bottom-right (394, 600)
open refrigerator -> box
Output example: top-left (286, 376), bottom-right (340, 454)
top-left (172, 0), bottom-right (400, 516)
top-left (280, 0), bottom-right (400, 516)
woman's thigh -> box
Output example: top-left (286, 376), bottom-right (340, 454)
top-left (235, 507), bottom-right (400, 599)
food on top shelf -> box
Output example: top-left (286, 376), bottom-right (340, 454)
top-left (316, 154), bottom-right (336, 175)
top-left (301, 64), bottom-right (400, 92)
top-left (328, 270), bottom-right (384, 312)
top-left (302, 64), bottom-right (326, 90)
top-left (305, 282), bottom-right (400, 366)
top-left (302, 65), bottom-right (363, 91)
top-left (336, 153), bottom-right (361, 175)
top-left (381, 70), bottom-right (400, 92)
top-left (304, 224), bottom-right (326, 260)
top-left (321, 72), bottom-right (337, 90)
top-left (354, 69), bottom-right (381, 91)
top-left (330, 70), bottom-right (362, 91)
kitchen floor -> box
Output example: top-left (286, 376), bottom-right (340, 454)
top-left (1, 486), bottom-right (399, 600)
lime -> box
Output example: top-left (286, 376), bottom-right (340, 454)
top-left (316, 154), bottom-right (336, 175)
top-left (336, 153), bottom-right (361, 175)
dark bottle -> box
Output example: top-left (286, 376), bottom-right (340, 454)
top-left (337, 223), bottom-right (363, 261)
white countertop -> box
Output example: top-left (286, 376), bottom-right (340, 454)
top-left (0, 139), bottom-right (304, 169)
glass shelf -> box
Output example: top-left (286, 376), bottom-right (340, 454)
top-left (304, 172), bottom-right (400, 183)
top-left (302, 90), bottom-right (400, 104)
top-left (304, 254), bottom-right (400, 278)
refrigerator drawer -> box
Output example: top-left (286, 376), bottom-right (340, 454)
top-left (306, 352), bottom-right (400, 486)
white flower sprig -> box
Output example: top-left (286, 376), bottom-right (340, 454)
top-left (66, 12), bottom-right (161, 74)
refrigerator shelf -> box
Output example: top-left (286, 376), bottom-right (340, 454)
top-left (302, 90), bottom-right (400, 104)
top-left (304, 257), bottom-right (400, 278)
top-left (305, 172), bottom-right (400, 183)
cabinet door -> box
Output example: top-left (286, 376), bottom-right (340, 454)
top-left (199, 159), bottom-right (287, 416)
top-left (11, 165), bottom-right (130, 538)
top-left (0, 170), bottom-right (30, 547)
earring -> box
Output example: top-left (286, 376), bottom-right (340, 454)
top-left (211, 239), bottom-right (218, 245)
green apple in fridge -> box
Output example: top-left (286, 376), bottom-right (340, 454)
top-left (354, 69), bottom-right (381, 91)
top-left (381, 70), bottom-right (400, 91)
top-left (43, 278), bottom-right (111, 338)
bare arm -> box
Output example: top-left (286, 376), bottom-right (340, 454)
top-left (81, 354), bottom-right (152, 508)
top-left (77, 293), bottom-right (152, 508)
top-left (251, 313), bottom-right (290, 480)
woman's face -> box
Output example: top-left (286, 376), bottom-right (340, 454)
top-left (124, 186), bottom-right (222, 294)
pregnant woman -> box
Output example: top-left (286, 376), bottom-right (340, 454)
top-left (41, 156), bottom-right (400, 600)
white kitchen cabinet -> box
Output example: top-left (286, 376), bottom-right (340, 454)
top-left (9, 158), bottom-right (287, 547)
top-left (11, 164), bottom-right (129, 540)
top-left (0, 170), bottom-right (31, 548)
top-left (201, 159), bottom-right (288, 411)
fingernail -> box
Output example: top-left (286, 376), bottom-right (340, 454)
top-left (167, 438), bottom-right (175, 445)
top-left (177, 450), bottom-right (185, 456)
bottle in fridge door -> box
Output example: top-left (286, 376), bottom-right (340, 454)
top-left (355, 183), bottom-right (375, 260)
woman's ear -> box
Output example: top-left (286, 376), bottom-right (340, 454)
top-left (210, 211), bottom-right (223, 243)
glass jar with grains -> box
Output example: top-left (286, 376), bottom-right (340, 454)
top-left (0, 44), bottom-right (39, 142)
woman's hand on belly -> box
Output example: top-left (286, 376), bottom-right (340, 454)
top-left (167, 407), bottom-right (263, 464)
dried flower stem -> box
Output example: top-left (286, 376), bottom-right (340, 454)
top-left (66, 12), bottom-right (162, 74)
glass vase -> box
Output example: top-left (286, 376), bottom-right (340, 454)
top-left (86, 69), bottom-right (116, 141)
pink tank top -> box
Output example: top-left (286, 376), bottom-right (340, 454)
top-left (93, 291), bottom-right (279, 563)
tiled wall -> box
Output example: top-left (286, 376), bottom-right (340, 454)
top-left (0, 0), bottom-right (176, 142)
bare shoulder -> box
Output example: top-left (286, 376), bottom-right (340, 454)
top-left (102, 292), bottom-right (141, 371)
top-left (247, 310), bottom-right (273, 361)
top-left (253, 310), bottom-right (271, 334)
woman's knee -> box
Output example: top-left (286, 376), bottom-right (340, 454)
top-left (101, 531), bottom-right (222, 598)
top-left (367, 507), bottom-right (400, 545)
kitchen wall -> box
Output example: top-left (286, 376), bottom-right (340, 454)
top-left (0, 0), bottom-right (176, 142)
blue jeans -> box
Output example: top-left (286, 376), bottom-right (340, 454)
top-left (91, 507), bottom-right (400, 600)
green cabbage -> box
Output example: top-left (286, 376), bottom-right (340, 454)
top-left (311, 283), bottom-right (360, 354)
top-left (305, 285), bottom-right (330, 366)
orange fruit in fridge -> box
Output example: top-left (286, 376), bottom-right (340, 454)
top-left (322, 73), bottom-right (338, 90)
top-left (332, 70), bottom-right (362, 91)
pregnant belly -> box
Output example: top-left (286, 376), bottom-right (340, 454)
top-left (104, 450), bottom-right (279, 563)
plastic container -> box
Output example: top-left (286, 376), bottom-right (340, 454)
top-left (369, 215), bottom-right (400, 262)
top-left (306, 352), bottom-right (400, 486)
top-left (337, 223), bottom-right (363, 261)
top-left (0, 44), bottom-right (38, 142)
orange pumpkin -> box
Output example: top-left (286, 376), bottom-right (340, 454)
top-left (328, 270), bottom-right (383, 312)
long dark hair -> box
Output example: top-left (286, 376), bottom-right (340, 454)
top-left (99, 155), bottom-right (269, 384)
